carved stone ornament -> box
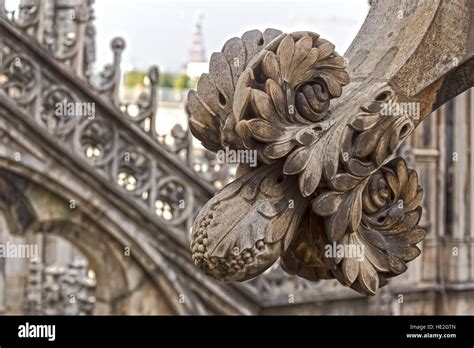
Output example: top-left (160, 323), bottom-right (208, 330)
top-left (188, 29), bottom-right (428, 296)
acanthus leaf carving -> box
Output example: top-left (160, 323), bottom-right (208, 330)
top-left (187, 29), bottom-right (283, 152)
top-left (308, 157), bottom-right (426, 295)
top-left (234, 33), bottom-right (350, 168)
top-left (187, 29), bottom-right (428, 296)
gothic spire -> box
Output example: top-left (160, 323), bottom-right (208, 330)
top-left (188, 14), bottom-right (206, 63)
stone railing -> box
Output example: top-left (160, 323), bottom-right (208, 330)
top-left (2, 0), bottom-right (232, 190)
top-left (0, 12), bottom-right (214, 244)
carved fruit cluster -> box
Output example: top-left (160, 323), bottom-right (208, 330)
top-left (187, 29), bottom-right (427, 295)
top-left (191, 204), bottom-right (267, 281)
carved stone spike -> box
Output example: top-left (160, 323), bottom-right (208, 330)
top-left (187, 29), bottom-right (426, 295)
top-left (188, 0), bottom-right (474, 296)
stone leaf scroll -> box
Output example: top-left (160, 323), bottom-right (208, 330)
top-left (187, 29), bottom-right (427, 296)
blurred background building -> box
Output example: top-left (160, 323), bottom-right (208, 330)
top-left (0, 0), bottom-right (472, 315)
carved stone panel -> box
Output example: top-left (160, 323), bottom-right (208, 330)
top-left (186, 17), bottom-right (473, 295)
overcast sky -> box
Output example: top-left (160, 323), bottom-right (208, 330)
top-left (5, 0), bottom-right (370, 73)
top-left (93, 0), bottom-right (370, 73)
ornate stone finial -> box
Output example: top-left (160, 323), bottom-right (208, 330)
top-left (96, 37), bottom-right (125, 106)
top-left (187, 29), bottom-right (428, 296)
top-left (111, 36), bottom-right (126, 52)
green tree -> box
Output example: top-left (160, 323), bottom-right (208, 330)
top-left (173, 74), bottom-right (190, 89)
top-left (123, 71), bottom-right (147, 88)
top-left (159, 72), bottom-right (175, 88)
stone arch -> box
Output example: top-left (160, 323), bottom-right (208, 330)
top-left (0, 170), bottom-right (37, 237)
top-left (36, 219), bottom-right (131, 314)
top-left (0, 163), bottom-right (175, 314)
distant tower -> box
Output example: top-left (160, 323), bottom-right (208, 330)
top-left (186, 14), bottom-right (208, 81)
top-left (188, 13), bottom-right (206, 63)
